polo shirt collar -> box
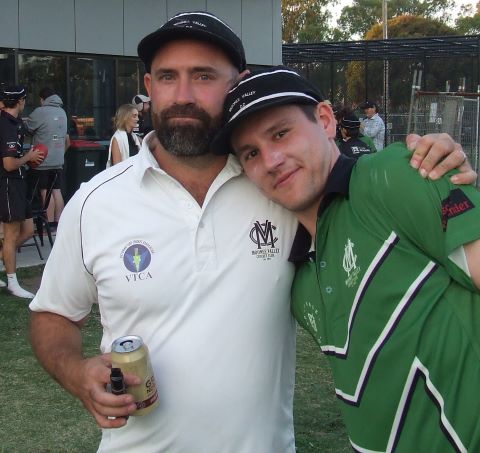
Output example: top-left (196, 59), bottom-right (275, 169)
top-left (132, 130), bottom-right (243, 185)
top-left (1, 109), bottom-right (20, 124)
top-left (289, 154), bottom-right (356, 263)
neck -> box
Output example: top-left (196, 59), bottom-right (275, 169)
top-left (149, 135), bottom-right (228, 206)
top-left (4, 106), bottom-right (19, 118)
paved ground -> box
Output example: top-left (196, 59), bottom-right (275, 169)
top-left (0, 234), bottom-right (53, 271)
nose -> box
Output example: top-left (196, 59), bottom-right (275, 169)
top-left (174, 77), bottom-right (195, 105)
top-left (263, 146), bottom-right (285, 172)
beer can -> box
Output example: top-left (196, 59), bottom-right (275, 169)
top-left (111, 335), bottom-right (159, 416)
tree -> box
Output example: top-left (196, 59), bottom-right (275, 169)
top-left (345, 15), bottom-right (458, 107)
top-left (282, 0), bottom-right (331, 43)
top-left (455, 1), bottom-right (480, 35)
top-left (337, 0), bottom-right (455, 40)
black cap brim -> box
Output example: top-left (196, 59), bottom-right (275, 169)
top-left (212, 95), bottom-right (318, 155)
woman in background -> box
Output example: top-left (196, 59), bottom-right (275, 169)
top-left (107, 104), bottom-right (141, 167)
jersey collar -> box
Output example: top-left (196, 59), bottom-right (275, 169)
top-left (289, 154), bottom-right (357, 263)
top-left (132, 130), bottom-right (243, 185)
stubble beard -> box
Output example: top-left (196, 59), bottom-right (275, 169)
top-left (153, 104), bottom-right (220, 157)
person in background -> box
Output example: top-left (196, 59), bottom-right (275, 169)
top-left (132, 93), bottom-right (153, 139)
top-left (360, 100), bottom-right (385, 150)
top-left (106, 103), bottom-right (141, 167)
top-left (0, 85), bottom-right (44, 297)
top-left (25, 87), bottom-right (70, 229)
top-left (338, 112), bottom-right (375, 159)
top-left (212, 66), bottom-right (480, 452)
top-left (28, 12), bottom-right (474, 453)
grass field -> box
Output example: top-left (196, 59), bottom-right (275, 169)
top-left (0, 265), bottom-right (349, 453)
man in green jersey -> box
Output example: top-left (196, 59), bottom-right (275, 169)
top-left (212, 66), bottom-right (480, 452)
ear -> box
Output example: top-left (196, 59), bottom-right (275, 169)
top-left (234, 69), bottom-right (251, 86)
top-left (144, 73), bottom-right (152, 97)
top-left (315, 102), bottom-right (337, 139)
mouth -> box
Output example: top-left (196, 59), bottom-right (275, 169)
top-left (274, 168), bottom-right (299, 189)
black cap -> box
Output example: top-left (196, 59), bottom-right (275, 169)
top-left (340, 113), bottom-right (360, 129)
top-left (360, 100), bottom-right (377, 109)
top-left (0, 85), bottom-right (27, 101)
top-left (138, 11), bottom-right (246, 73)
top-left (212, 66), bottom-right (324, 155)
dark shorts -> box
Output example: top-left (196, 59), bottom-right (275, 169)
top-left (29, 168), bottom-right (63, 190)
top-left (0, 177), bottom-right (32, 223)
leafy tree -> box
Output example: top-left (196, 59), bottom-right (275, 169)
top-left (345, 15), bottom-right (458, 107)
top-left (455, 1), bottom-right (480, 34)
top-left (282, 0), bottom-right (331, 43)
top-left (337, 0), bottom-right (455, 40)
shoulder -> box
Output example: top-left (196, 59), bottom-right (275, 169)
top-left (353, 143), bottom-right (416, 192)
top-left (74, 159), bottom-right (135, 203)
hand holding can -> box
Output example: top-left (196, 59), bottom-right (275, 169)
top-left (111, 335), bottom-right (159, 416)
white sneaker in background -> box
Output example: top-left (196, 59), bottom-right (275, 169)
top-left (0, 279), bottom-right (6, 288)
top-left (7, 285), bottom-right (35, 299)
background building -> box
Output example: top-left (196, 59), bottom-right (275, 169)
top-left (0, 0), bottom-right (282, 140)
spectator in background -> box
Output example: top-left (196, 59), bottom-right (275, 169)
top-left (360, 100), bottom-right (385, 150)
top-left (106, 103), bottom-right (141, 167)
top-left (0, 85), bottom-right (44, 297)
top-left (132, 93), bottom-right (153, 139)
top-left (25, 87), bottom-right (70, 229)
top-left (338, 112), bottom-right (375, 159)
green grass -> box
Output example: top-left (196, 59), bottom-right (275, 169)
top-left (0, 265), bottom-right (349, 453)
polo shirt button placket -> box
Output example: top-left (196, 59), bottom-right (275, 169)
top-left (325, 286), bottom-right (333, 294)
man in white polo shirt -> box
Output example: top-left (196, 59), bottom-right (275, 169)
top-left (28, 11), bottom-right (475, 453)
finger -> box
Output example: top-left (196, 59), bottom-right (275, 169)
top-left (450, 166), bottom-right (477, 185)
top-left (427, 144), bottom-right (468, 180)
top-left (93, 410), bottom-right (129, 429)
top-left (411, 133), bottom-right (453, 175)
top-left (406, 133), bottom-right (421, 152)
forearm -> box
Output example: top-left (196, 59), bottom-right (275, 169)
top-left (3, 154), bottom-right (30, 171)
top-left (29, 311), bottom-right (87, 397)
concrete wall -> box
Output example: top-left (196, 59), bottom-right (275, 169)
top-left (0, 0), bottom-right (282, 66)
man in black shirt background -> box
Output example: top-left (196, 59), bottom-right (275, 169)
top-left (0, 86), bottom-right (44, 297)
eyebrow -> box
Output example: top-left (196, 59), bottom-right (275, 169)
top-left (234, 117), bottom-right (293, 156)
top-left (153, 66), bottom-right (219, 77)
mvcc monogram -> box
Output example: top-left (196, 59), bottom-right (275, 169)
top-left (250, 220), bottom-right (278, 249)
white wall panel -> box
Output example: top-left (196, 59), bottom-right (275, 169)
top-left (167, 0), bottom-right (207, 19)
top-left (241, 0), bottom-right (275, 66)
top-left (0, 0), bottom-right (19, 48)
top-left (207, 0), bottom-right (242, 38)
top-left (124, 0), bottom-right (168, 56)
top-left (75, 0), bottom-right (123, 54)
top-left (0, 0), bottom-right (282, 67)
top-left (19, 0), bottom-right (75, 52)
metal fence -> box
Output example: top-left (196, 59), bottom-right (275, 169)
top-left (407, 91), bottom-right (480, 183)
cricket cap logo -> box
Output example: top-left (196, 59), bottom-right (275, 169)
top-left (123, 243), bottom-right (151, 273)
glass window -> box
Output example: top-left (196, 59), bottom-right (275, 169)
top-left (117, 59), bottom-right (146, 106)
top-left (0, 49), bottom-right (15, 87)
top-left (69, 57), bottom-right (115, 140)
top-left (18, 53), bottom-right (67, 116)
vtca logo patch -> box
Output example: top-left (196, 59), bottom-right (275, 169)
top-left (120, 240), bottom-right (154, 282)
top-left (441, 189), bottom-right (474, 231)
top-left (250, 220), bottom-right (280, 261)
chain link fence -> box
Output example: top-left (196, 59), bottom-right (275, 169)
top-left (407, 92), bottom-right (480, 185)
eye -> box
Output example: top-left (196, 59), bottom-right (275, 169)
top-left (158, 72), bottom-right (173, 81)
top-left (243, 149), bottom-right (259, 162)
top-left (274, 129), bottom-right (288, 140)
top-left (197, 73), bottom-right (213, 81)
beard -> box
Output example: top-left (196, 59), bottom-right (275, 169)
top-left (153, 104), bottom-right (220, 157)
